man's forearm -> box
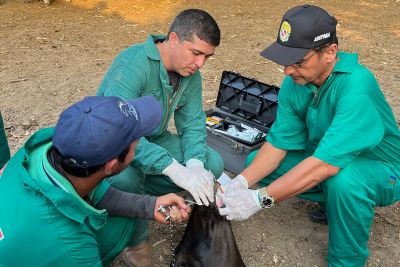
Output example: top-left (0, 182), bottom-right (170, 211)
top-left (266, 156), bottom-right (340, 202)
top-left (241, 142), bottom-right (287, 186)
top-left (96, 187), bottom-right (157, 220)
top-left (180, 128), bottom-right (207, 164)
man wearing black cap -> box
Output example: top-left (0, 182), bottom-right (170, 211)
top-left (0, 96), bottom-right (191, 267)
top-left (217, 4), bottom-right (400, 266)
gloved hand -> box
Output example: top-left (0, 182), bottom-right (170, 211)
top-left (221, 174), bottom-right (248, 192)
top-left (218, 188), bottom-right (262, 221)
top-left (186, 158), bottom-right (215, 198)
top-left (162, 159), bottom-right (213, 206)
top-left (215, 174), bottom-right (248, 207)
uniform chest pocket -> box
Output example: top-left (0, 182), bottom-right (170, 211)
top-left (141, 88), bottom-right (166, 107)
top-left (141, 88), bottom-right (162, 98)
top-left (306, 106), bottom-right (332, 144)
top-left (173, 93), bottom-right (189, 110)
top-left (306, 106), bottom-right (317, 128)
top-left (175, 100), bottom-right (188, 110)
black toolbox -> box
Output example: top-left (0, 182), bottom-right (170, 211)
top-left (206, 71), bottom-right (279, 175)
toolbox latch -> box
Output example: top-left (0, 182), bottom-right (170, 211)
top-left (230, 141), bottom-right (243, 154)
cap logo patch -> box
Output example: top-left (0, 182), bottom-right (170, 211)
top-left (314, 32), bottom-right (331, 42)
top-left (279, 21), bottom-right (291, 42)
top-left (0, 227), bottom-right (4, 241)
top-left (118, 101), bottom-right (138, 120)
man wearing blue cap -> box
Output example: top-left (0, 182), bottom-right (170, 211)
top-left (0, 96), bottom-right (191, 267)
top-left (218, 4), bottom-right (400, 267)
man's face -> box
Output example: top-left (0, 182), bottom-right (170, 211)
top-left (111, 140), bottom-right (139, 175)
top-left (282, 45), bottom-right (337, 87)
top-left (169, 33), bottom-right (216, 76)
top-left (124, 140), bottom-right (139, 165)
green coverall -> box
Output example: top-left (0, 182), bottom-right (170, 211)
top-left (0, 111), bottom-right (10, 169)
top-left (247, 52), bottom-right (400, 267)
top-left (0, 128), bottom-right (142, 267)
top-left (97, 35), bottom-right (224, 245)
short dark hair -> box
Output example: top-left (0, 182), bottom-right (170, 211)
top-left (49, 146), bottom-right (130, 178)
top-left (168, 9), bottom-right (220, 46)
top-left (316, 37), bottom-right (339, 54)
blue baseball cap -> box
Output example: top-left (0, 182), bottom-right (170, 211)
top-left (53, 96), bottom-right (162, 167)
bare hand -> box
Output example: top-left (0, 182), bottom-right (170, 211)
top-left (154, 193), bottom-right (191, 224)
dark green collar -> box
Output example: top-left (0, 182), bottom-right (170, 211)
top-left (332, 52), bottom-right (358, 74)
top-left (144, 34), bottom-right (166, 61)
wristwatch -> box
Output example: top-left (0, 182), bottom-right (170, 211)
top-left (257, 187), bottom-right (275, 208)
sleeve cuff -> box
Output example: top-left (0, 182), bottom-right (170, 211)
top-left (91, 180), bottom-right (111, 206)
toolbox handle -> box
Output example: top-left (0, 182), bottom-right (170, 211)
top-left (239, 95), bottom-right (262, 115)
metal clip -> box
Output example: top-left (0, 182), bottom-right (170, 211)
top-left (157, 205), bottom-right (172, 222)
top-left (157, 199), bottom-right (199, 222)
top-left (184, 199), bottom-right (197, 206)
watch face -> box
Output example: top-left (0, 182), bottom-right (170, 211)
top-left (258, 189), bottom-right (274, 208)
top-left (261, 196), bottom-right (273, 208)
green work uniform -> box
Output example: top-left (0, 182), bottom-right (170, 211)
top-left (97, 34), bottom-right (223, 246)
top-left (0, 128), bottom-right (143, 267)
top-left (246, 52), bottom-right (400, 267)
top-left (0, 111), bottom-right (10, 169)
top-left (97, 34), bottom-right (223, 194)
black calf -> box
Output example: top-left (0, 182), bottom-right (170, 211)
top-left (172, 203), bottom-right (246, 267)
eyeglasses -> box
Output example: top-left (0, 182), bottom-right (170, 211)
top-left (290, 45), bottom-right (327, 68)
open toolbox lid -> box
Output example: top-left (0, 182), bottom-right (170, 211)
top-left (215, 71), bottom-right (279, 132)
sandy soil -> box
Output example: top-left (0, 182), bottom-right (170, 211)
top-left (1, 0), bottom-right (399, 266)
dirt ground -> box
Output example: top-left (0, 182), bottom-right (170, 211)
top-left (1, 0), bottom-right (399, 266)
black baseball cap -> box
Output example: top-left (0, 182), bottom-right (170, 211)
top-left (260, 4), bottom-right (337, 66)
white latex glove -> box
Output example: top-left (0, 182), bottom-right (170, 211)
top-left (186, 158), bottom-right (215, 199)
top-left (218, 188), bottom-right (262, 221)
top-left (221, 174), bottom-right (248, 192)
top-left (162, 159), bottom-right (213, 206)
top-left (215, 174), bottom-right (248, 207)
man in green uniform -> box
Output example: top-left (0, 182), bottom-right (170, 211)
top-left (97, 9), bottom-right (223, 203)
top-left (218, 5), bottom-right (400, 267)
top-left (97, 9), bottom-right (224, 265)
top-left (0, 111), bottom-right (10, 170)
top-left (0, 96), bottom-right (191, 267)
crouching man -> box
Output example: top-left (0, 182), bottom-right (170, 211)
top-left (218, 5), bottom-right (400, 267)
top-left (0, 96), bottom-right (191, 267)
